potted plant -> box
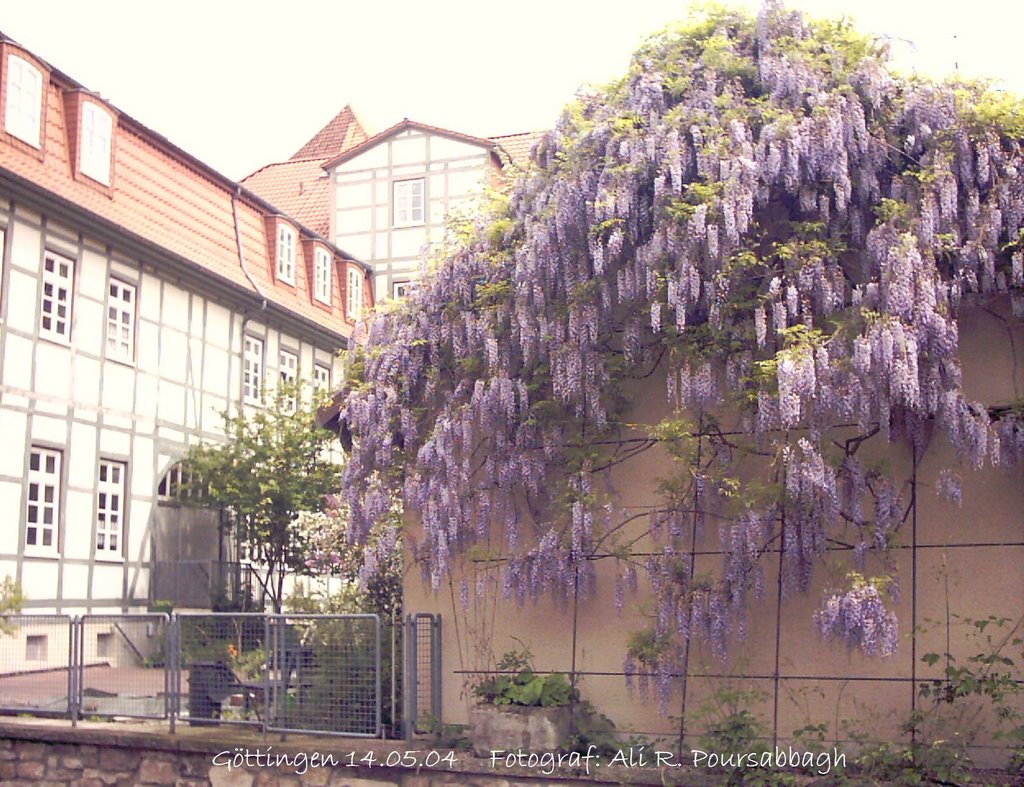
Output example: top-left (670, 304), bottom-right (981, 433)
top-left (468, 646), bottom-right (578, 757)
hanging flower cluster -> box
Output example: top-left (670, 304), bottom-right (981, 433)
top-left (814, 574), bottom-right (900, 657)
top-left (339, 0), bottom-right (1024, 701)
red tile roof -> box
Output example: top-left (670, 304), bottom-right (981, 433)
top-left (0, 34), bottom-right (368, 342)
top-left (242, 157), bottom-right (332, 237)
top-left (244, 113), bottom-right (545, 280)
top-left (490, 131), bottom-right (544, 168)
top-left (290, 105), bottom-right (368, 161)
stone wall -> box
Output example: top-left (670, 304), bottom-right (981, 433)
top-left (0, 721), bottom-right (679, 787)
top-left (2, 720), bottom-right (1019, 786)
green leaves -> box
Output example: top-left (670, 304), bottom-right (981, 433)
top-left (175, 380), bottom-right (342, 611)
top-left (472, 647), bottom-right (577, 707)
top-left (0, 577), bottom-right (24, 636)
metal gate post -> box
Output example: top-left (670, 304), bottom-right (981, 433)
top-left (266, 609), bottom-right (274, 732)
top-left (375, 615), bottom-right (382, 738)
top-left (431, 614), bottom-right (442, 729)
top-left (390, 610), bottom-right (398, 739)
top-left (68, 616), bottom-right (80, 727)
top-left (404, 614), bottom-right (417, 742)
top-left (167, 615), bottom-right (178, 734)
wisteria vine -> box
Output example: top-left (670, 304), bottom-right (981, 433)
top-left (339, 1), bottom-right (1024, 711)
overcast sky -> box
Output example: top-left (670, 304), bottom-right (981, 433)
top-left (3, 1), bottom-right (1023, 181)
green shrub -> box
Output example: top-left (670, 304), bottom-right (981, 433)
top-left (472, 647), bottom-right (576, 707)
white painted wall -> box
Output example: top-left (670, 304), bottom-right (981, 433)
top-left (330, 128), bottom-right (494, 300)
top-left (0, 196), bottom-right (346, 614)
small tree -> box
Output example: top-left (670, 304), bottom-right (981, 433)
top-left (0, 576), bottom-right (24, 635)
top-left (178, 382), bottom-right (340, 612)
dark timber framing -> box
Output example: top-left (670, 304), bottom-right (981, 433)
top-left (0, 176), bottom-right (349, 613)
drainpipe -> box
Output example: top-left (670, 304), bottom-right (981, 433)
top-left (231, 187), bottom-right (268, 579)
top-left (231, 185), bottom-right (268, 342)
top-left (232, 186), bottom-right (268, 306)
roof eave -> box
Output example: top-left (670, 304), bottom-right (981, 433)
top-left (321, 118), bottom-right (499, 171)
top-left (0, 167), bottom-right (352, 349)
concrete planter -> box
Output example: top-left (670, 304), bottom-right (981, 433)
top-left (468, 703), bottom-right (575, 757)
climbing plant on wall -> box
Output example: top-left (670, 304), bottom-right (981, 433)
top-left (339, 1), bottom-right (1024, 710)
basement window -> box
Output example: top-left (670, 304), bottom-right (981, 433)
top-left (26, 634), bottom-right (47, 661)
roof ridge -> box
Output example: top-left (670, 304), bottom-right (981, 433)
top-left (489, 130), bottom-right (544, 139)
top-left (240, 155), bottom-right (328, 182)
top-left (321, 118), bottom-right (498, 170)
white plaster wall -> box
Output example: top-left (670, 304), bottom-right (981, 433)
top-left (5, 270), bottom-right (36, 336)
top-left (0, 198), bottom-right (347, 614)
top-left (329, 129), bottom-right (496, 300)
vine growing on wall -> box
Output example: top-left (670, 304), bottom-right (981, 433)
top-left (339, 1), bottom-right (1024, 710)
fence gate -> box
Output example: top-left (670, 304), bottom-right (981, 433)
top-left (77, 614), bottom-right (171, 721)
top-left (403, 613), bottom-right (441, 740)
top-left (174, 612), bottom-right (266, 729)
top-left (0, 614), bottom-right (74, 718)
top-left (265, 614), bottom-right (380, 737)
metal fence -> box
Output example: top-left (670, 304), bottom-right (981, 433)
top-left (0, 611), bottom-right (430, 738)
top-left (266, 614), bottom-right (380, 737)
top-left (176, 612), bottom-right (267, 729)
top-left (0, 614), bottom-right (74, 717)
top-left (404, 613), bottom-right (441, 738)
top-left (78, 614), bottom-right (170, 721)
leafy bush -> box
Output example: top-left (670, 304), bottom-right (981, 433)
top-left (472, 647), bottom-right (577, 708)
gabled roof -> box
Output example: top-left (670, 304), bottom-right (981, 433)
top-left (321, 118), bottom-right (500, 170)
top-left (243, 112), bottom-right (546, 261)
top-left (242, 157), bottom-right (332, 237)
top-left (290, 105), bottom-right (368, 161)
top-left (242, 106), bottom-right (370, 239)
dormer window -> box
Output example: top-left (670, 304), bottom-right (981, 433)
top-left (276, 225), bottom-right (295, 284)
top-left (4, 54), bottom-right (43, 147)
top-left (347, 267), bottom-right (363, 319)
top-left (314, 247), bottom-right (332, 304)
top-left (393, 178), bottom-right (424, 227)
top-left (80, 101), bottom-right (113, 185)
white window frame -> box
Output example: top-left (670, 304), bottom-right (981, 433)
top-left (4, 55), bottom-right (43, 148)
top-left (96, 632), bottom-right (113, 658)
top-left (279, 349), bottom-right (298, 412)
top-left (96, 460), bottom-right (126, 559)
top-left (393, 178), bottom-right (425, 227)
top-left (80, 101), bottom-right (113, 185)
top-left (25, 635), bottom-right (47, 661)
top-left (157, 463), bottom-right (183, 500)
top-left (238, 540), bottom-right (267, 567)
top-left (26, 447), bottom-right (61, 556)
top-left (347, 267), bottom-right (363, 319)
top-left (392, 279), bottom-right (416, 300)
top-left (243, 335), bottom-right (264, 405)
top-left (40, 250), bottom-right (74, 342)
top-left (105, 278), bottom-right (136, 362)
top-left (314, 247), bottom-right (332, 304)
top-left (313, 363), bottom-right (331, 391)
top-left (276, 225), bottom-right (296, 284)
top-left (157, 462), bottom-right (204, 502)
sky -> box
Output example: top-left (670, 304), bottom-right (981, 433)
top-left (3, 0), bottom-right (1023, 181)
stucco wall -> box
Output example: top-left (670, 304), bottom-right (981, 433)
top-left (402, 298), bottom-right (1024, 764)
